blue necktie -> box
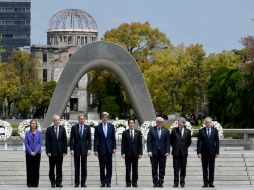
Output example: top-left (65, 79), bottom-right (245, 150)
top-left (103, 123), bottom-right (107, 138)
top-left (158, 128), bottom-right (161, 139)
top-left (207, 128), bottom-right (210, 138)
top-left (79, 125), bottom-right (83, 138)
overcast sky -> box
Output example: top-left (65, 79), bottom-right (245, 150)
top-left (31, 0), bottom-right (254, 54)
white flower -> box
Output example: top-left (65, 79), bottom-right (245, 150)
top-left (112, 120), bottom-right (128, 141)
top-left (170, 121), bottom-right (193, 136)
top-left (84, 120), bottom-right (98, 141)
top-left (202, 121), bottom-right (224, 139)
top-left (84, 120), bottom-right (99, 128)
top-left (0, 120), bottom-right (12, 142)
top-left (141, 121), bottom-right (156, 141)
top-left (112, 120), bottom-right (128, 129)
top-left (18, 119), bottom-right (42, 139)
top-left (53, 119), bottom-right (72, 138)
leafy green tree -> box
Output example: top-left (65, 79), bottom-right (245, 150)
top-left (87, 70), bottom-right (128, 117)
top-left (0, 63), bottom-right (20, 117)
top-left (208, 67), bottom-right (253, 128)
top-left (103, 22), bottom-right (171, 70)
top-left (88, 22), bottom-right (171, 117)
top-left (0, 37), bottom-right (5, 62)
top-left (33, 80), bottom-right (57, 118)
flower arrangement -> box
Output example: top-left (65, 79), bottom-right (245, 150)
top-left (112, 120), bottom-right (128, 129)
top-left (140, 121), bottom-right (156, 141)
top-left (0, 120), bottom-right (12, 142)
top-left (84, 120), bottom-right (98, 141)
top-left (112, 120), bottom-right (128, 141)
top-left (58, 119), bottom-right (72, 138)
top-left (170, 120), bottom-right (193, 136)
top-left (84, 120), bottom-right (99, 128)
top-left (202, 121), bottom-right (224, 139)
top-left (18, 119), bottom-right (42, 139)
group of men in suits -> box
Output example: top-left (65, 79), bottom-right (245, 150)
top-left (146, 116), bottom-right (219, 188)
top-left (45, 113), bottom-right (219, 188)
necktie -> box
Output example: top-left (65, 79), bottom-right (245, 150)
top-left (103, 123), bottom-right (107, 138)
top-left (158, 128), bottom-right (161, 139)
top-left (79, 125), bottom-right (83, 138)
top-left (180, 128), bottom-right (183, 138)
top-left (55, 126), bottom-right (58, 139)
top-left (130, 129), bottom-right (134, 142)
top-left (207, 128), bottom-right (210, 138)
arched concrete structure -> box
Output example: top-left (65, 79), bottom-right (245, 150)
top-left (43, 41), bottom-right (156, 128)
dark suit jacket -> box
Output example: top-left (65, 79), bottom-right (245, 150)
top-left (69, 124), bottom-right (92, 156)
top-left (147, 126), bottom-right (170, 155)
top-left (45, 125), bottom-right (67, 156)
top-left (197, 127), bottom-right (219, 155)
top-left (170, 127), bottom-right (192, 157)
top-left (121, 129), bottom-right (143, 157)
top-left (94, 122), bottom-right (116, 155)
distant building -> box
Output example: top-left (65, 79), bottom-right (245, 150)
top-left (0, 0), bottom-right (31, 61)
top-left (31, 9), bottom-right (98, 118)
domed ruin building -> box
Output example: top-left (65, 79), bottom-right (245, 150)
top-left (31, 9), bottom-right (98, 118)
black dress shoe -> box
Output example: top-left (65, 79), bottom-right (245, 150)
top-left (106, 184), bottom-right (111, 187)
top-left (209, 183), bottom-right (215, 188)
top-left (158, 184), bottom-right (163, 188)
top-left (202, 183), bottom-right (208, 188)
top-left (126, 183), bottom-right (131, 187)
top-left (132, 183), bottom-right (138, 187)
top-left (56, 184), bottom-right (63, 188)
top-left (153, 183), bottom-right (158, 188)
top-left (180, 181), bottom-right (185, 187)
top-left (81, 184), bottom-right (87, 187)
top-left (51, 184), bottom-right (55, 188)
top-left (173, 184), bottom-right (178, 188)
top-left (74, 184), bottom-right (79, 187)
top-left (101, 184), bottom-right (106, 187)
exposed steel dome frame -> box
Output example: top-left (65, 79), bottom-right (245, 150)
top-left (48, 9), bottom-right (97, 31)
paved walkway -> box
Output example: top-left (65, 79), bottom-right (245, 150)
top-left (1, 186), bottom-right (254, 189)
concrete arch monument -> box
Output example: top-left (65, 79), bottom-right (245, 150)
top-left (43, 41), bottom-right (156, 128)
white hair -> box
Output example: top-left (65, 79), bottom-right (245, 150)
top-left (101, 112), bottom-right (109, 117)
top-left (178, 117), bottom-right (186, 123)
top-left (53, 114), bottom-right (60, 120)
top-left (156, 117), bottom-right (164, 122)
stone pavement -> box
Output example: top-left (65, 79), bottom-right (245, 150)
top-left (0, 186), bottom-right (254, 189)
top-left (0, 148), bottom-right (254, 189)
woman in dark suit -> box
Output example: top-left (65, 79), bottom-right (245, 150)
top-left (24, 119), bottom-right (42, 187)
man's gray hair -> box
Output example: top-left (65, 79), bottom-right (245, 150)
top-left (101, 112), bottom-right (109, 117)
top-left (53, 114), bottom-right (60, 120)
top-left (178, 117), bottom-right (186, 123)
top-left (78, 113), bottom-right (86, 120)
top-left (156, 117), bottom-right (164, 122)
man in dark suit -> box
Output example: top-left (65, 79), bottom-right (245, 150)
top-left (170, 117), bottom-right (192, 188)
top-left (197, 117), bottom-right (219, 188)
top-left (121, 119), bottom-right (143, 187)
top-left (147, 117), bottom-right (170, 188)
top-left (70, 114), bottom-right (92, 187)
top-left (94, 112), bottom-right (116, 187)
top-left (45, 114), bottom-right (67, 188)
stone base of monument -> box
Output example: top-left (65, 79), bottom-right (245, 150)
top-left (87, 111), bottom-right (100, 120)
top-left (0, 149), bottom-right (254, 188)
